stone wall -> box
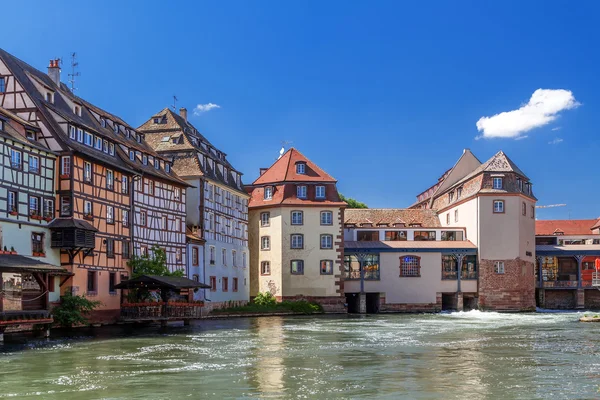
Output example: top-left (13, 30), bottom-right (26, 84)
top-left (584, 290), bottom-right (600, 310)
top-left (478, 259), bottom-right (536, 311)
top-left (543, 290), bottom-right (576, 309)
top-left (280, 295), bottom-right (347, 313)
top-left (379, 293), bottom-right (442, 313)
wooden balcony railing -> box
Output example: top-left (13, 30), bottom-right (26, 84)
top-left (120, 302), bottom-right (204, 321)
top-left (0, 310), bottom-right (53, 326)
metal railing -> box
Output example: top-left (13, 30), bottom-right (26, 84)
top-left (593, 272), bottom-right (600, 287)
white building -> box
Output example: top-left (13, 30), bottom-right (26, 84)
top-left (139, 108), bottom-right (250, 310)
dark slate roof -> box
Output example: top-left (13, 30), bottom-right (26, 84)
top-left (0, 107), bottom-right (56, 154)
top-left (114, 275), bottom-right (211, 290)
top-left (47, 217), bottom-right (98, 231)
top-left (0, 254), bottom-right (67, 273)
top-left (345, 209), bottom-right (441, 228)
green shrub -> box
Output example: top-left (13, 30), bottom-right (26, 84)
top-left (52, 292), bottom-right (101, 328)
top-left (253, 291), bottom-right (277, 306)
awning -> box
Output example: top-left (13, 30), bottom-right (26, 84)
top-left (47, 217), bottom-right (98, 231)
top-left (0, 254), bottom-right (69, 274)
top-left (114, 275), bottom-right (211, 290)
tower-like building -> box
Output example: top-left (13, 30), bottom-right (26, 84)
top-left (246, 148), bottom-right (346, 312)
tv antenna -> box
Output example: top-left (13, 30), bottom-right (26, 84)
top-left (172, 95), bottom-right (178, 110)
top-left (279, 140), bottom-right (292, 159)
top-left (67, 52), bottom-right (80, 92)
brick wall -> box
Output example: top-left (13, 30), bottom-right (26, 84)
top-left (584, 290), bottom-right (600, 310)
top-left (543, 290), bottom-right (576, 309)
top-left (478, 259), bottom-right (536, 311)
top-left (379, 293), bottom-right (443, 313)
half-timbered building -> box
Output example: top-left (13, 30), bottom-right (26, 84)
top-left (0, 49), bottom-right (187, 322)
top-left (139, 107), bottom-right (249, 310)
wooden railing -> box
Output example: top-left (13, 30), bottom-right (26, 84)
top-left (0, 310), bottom-right (52, 326)
top-left (120, 302), bottom-right (204, 320)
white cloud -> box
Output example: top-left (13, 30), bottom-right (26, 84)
top-left (548, 138), bottom-right (563, 145)
top-left (475, 89), bottom-right (579, 139)
top-left (514, 135), bottom-right (528, 141)
top-left (193, 103), bottom-right (221, 115)
top-left (551, 126), bottom-right (562, 131)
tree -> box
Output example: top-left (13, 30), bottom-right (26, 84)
top-left (52, 292), bottom-right (101, 328)
top-left (128, 246), bottom-right (184, 278)
top-left (340, 193), bottom-right (368, 209)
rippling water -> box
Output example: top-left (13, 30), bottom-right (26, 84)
top-left (1, 311), bottom-right (599, 399)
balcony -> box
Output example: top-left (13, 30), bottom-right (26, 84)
top-left (536, 280), bottom-right (579, 289)
top-left (120, 302), bottom-right (203, 321)
top-left (0, 310), bottom-right (52, 327)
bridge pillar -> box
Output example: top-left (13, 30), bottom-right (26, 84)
top-left (359, 293), bottom-right (367, 314)
top-left (576, 289), bottom-right (585, 309)
top-left (456, 293), bottom-right (464, 312)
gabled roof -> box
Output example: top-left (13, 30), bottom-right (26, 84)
top-left (454, 150), bottom-right (529, 187)
top-left (536, 219), bottom-right (598, 236)
top-left (592, 218), bottom-right (600, 230)
top-left (0, 254), bottom-right (67, 273)
top-left (253, 148), bottom-right (336, 185)
top-left (344, 209), bottom-right (441, 228)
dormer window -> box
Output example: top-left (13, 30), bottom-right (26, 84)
top-left (103, 139), bottom-right (108, 153)
top-left (74, 105), bottom-right (81, 116)
top-left (449, 192), bottom-right (454, 203)
top-left (142, 155), bottom-right (148, 165)
top-left (100, 118), bottom-right (106, 128)
top-left (26, 130), bottom-right (37, 141)
top-left (297, 185), bottom-right (307, 199)
top-left (166, 163), bottom-right (171, 173)
top-left (264, 186), bottom-right (273, 200)
top-left (492, 177), bottom-right (503, 189)
top-left (526, 182), bottom-right (531, 195)
top-left (409, 223), bottom-right (422, 227)
top-left (457, 187), bottom-right (462, 199)
top-left (136, 135), bottom-right (141, 143)
top-left (69, 125), bottom-right (76, 139)
top-left (114, 124), bottom-right (119, 134)
top-left (517, 178), bottom-right (523, 192)
top-left (296, 162), bottom-right (306, 174)
top-left (129, 150), bottom-right (135, 161)
top-left (316, 185), bottom-right (325, 199)
top-left (154, 159), bottom-right (160, 170)
top-left (153, 117), bottom-right (160, 124)
top-left (94, 136), bottom-right (102, 150)
top-left (109, 143), bottom-right (115, 156)
top-left (45, 92), bottom-right (53, 103)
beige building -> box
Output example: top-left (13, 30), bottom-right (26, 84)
top-left (247, 148), bottom-right (346, 312)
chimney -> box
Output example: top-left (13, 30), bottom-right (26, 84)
top-left (179, 107), bottom-right (188, 122)
top-left (259, 168), bottom-right (268, 176)
top-left (48, 59), bottom-right (61, 86)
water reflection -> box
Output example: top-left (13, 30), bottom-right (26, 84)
top-left (249, 317), bottom-right (285, 396)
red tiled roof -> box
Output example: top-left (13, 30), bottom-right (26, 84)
top-left (252, 148), bottom-right (336, 185)
top-left (592, 218), bottom-right (600, 230)
top-left (536, 219), bottom-right (598, 236)
top-left (344, 209), bottom-right (441, 228)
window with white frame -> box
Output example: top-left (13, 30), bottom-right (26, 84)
top-left (320, 234), bottom-right (333, 249)
top-left (122, 210), bottom-right (129, 227)
top-left (320, 211), bottom-right (333, 225)
top-left (129, 150), bottom-right (135, 161)
top-left (61, 156), bottom-right (71, 176)
top-left (43, 199), bottom-right (53, 219)
top-left (174, 187), bottom-right (181, 201)
top-left (291, 210), bottom-right (303, 225)
top-left (522, 202), bottom-right (527, 216)
top-left (29, 196), bottom-right (40, 217)
top-left (492, 177), bottom-right (503, 189)
top-left (209, 246), bottom-right (216, 264)
top-left (232, 250), bottom-right (237, 266)
top-left (161, 215), bottom-right (167, 229)
top-left (140, 210), bottom-right (147, 226)
top-left (457, 187), bottom-right (462, 198)
top-left (84, 200), bottom-right (93, 217)
top-left (142, 155), bottom-right (148, 165)
top-left (296, 162), bottom-right (306, 174)
top-left (10, 149), bottom-right (21, 169)
top-left (106, 205), bottom-right (114, 223)
top-left (69, 126), bottom-right (76, 139)
top-left (297, 185), bottom-right (307, 199)
top-left (261, 261), bottom-right (271, 275)
top-left (84, 161), bottom-right (92, 183)
top-left (454, 209), bottom-right (459, 222)
top-left (260, 212), bottom-right (270, 227)
top-left (261, 236), bottom-right (270, 250)
top-left (222, 248), bottom-right (227, 266)
top-left (291, 234), bottom-right (304, 249)
top-left (494, 261), bottom-right (505, 274)
top-left (102, 139), bottom-right (108, 153)
top-left (29, 155), bottom-right (39, 173)
top-left (76, 128), bottom-right (83, 142)
top-left (83, 132), bottom-right (92, 146)
top-left (316, 185), bottom-right (325, 199)
top-left (493, 200), bottom-right (504, 213)
top-left (291, 260), bottom-right (304, 275)
top-left (109, 143), bottom-right (115, 156)
top-left (106, 169), bottom-right (114, 190)
top-left (320, 260), bottom-right (333, 275)
top-left (94, 136), bottom-right (102, 150)
top-left (264, 186), bottom-right (273, 200)
top-left (122, 176), bottom-right (129, 194)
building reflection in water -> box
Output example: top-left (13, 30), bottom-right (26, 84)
top-left (248, 317), bottom-right (286, 396)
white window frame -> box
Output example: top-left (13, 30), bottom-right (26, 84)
top-left (261, 261), bottom-right (271, 275)
top-left (260, 212), bottom-right (270, 227)
top-left (84, 200), bottom-right (92, 217)
top-left (29, 155), bottom-right (39, 173)
top-left (494, 261), bottom-right (505, 274)
top-left (76, 128), bottom-right (83, 143)
top-left (10, 149), bottom-right (21, 169)
top-left (106, 205), bottom-right (114, 223)
top-left (316, 185), bottom-right (325, 199)
top-left (492, 177), bottom-right (503, 189)
top-left (320, 234), bottom-right (333, 249)
top-left (84, 132), bottom-right (93, 146)
top-left (320, 211), bottom-right (333, 225)
top-left (291, 234), bottom-right (304, 249)
top-left (493, 200), bottom-right (504, 213)
top-left (297, 185), bottom-right (307, 199)
top-left (454, 209), bottom-right (459, 222)
top-left (296, 163), bottom-right (305, 174)
top-left (264, 186), bottom-right (273, 200)
top-left (261, 236), bottom-right (270, 250)
top-left (84, 161), bottom-right (92, 183)
top-left (291, 211), bottom-right (303, 225)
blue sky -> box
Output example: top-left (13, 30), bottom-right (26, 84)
top-left (3, 1), bottom-right (599, 219)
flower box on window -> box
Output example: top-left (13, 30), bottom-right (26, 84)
top-left (60, 174), bottom-right (70, 179)
top-left (33, 252), bottom-right (46, 257)
top-left (9, 210), bottom-right (17, 216)
top-left (83, 213), bottom-right (94, 221)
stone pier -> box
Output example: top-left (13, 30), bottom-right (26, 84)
top-left (359, 293), bottom-right (367, 314)
top-left (456, 293), bottom-right (464, 312)
top-left (576, 289), bottom-right (585, 309)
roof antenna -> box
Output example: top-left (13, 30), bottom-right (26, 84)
top-left (279, 140), bottom-right (292, 159)
top-left (172, 95), bottom-right (178, 110)
top-left (67, 52), bottom-right (80, 92)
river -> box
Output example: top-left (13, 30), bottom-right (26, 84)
top-left (0, 311), bottom-right (599, 399)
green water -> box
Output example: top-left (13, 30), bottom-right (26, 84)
top-left (1, 311), bottom-right (599, 399)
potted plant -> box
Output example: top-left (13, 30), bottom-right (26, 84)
top-left (83, 212), bottom-right (93, 220)
top-left (10, 246), bottom-right (17, 255)
top-left (8, 206), bottom-right (17, 216)
top-left (60, 173), bottom-right (70, 179)
top-left (0, 246), bottom-right (7, 255)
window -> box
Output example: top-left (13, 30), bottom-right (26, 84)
top-left (106, 170), bottom-right (114, 190)
top-left (531, 205), bottom-right (535, 219)
top-left (84, 161), bottom-right (92, 183)
top-left (232, 277), bottom-right (238, 292)
top-left (43, 199), bottom-right (53, 219)
top-left (222, 248), bottom-right (227, 265)
top-left (129, 150), bottom-right (135, 161)
top-left (142, 155), bottom-right (148, 165)
top-left (87, 271), bottom-right (97, 294)
top-left (316, 186), bottom-right (325, 199)
top-left (175, 218), bottom-right (181, 232)
top-left (106, 238), bottom-right (115, 258)
top-left (122, 176), bottom-right (129, 194)
top-left (161, 216), bottom-right (167, 229)
top-left (31, 233), bottom-right (44, 254)
top-left (442, 255), bottom-right (458, 280)
top-left (147, 180), bottom-right (154, 195)
top-left (46, 92), bottom-right (53, 103)
top-left (385, 231), bottom-right (407, 241)
top-left (320, 260), bottom-right (333, 275)
top-left (29, 196), bottom-right (40, 217)
top-left (174, 188), bottom-right (181, 201)
top-left (296, 162), bottom-right (306, 174)
top-left (60, 196), bottom-right (72, 216)
top-left (222, 277), bottom-right (228, 292)
top-left (493, 200), bottom-right (505, 213)
top-left (114, 124), bottom-right (119, 134)
top-left (232, 250), bottom-right (237, 267)
top-left (109, 143), bottom-right (115, 156)
top-left (291, 234), bottom-right (304, 249)
top-left (494, 261), bottom-right (505, 274)
top-left (93, 136), bottom-right (101, 150)
top-left (176, 248), bottom-right (182, 262)
top-left (100, 118), bottom-right (106, 128)
top-left (210, 276), bottom-right (217, 291)
top-left (454, 209), bottom-right (459, 222)
top-left (69, 126), bottom-right (76, 139)
top-left (103, 139), bottom-right (108, 153)
top-left (518, 178), bottom-right (523, 192)
top-left (446, 213), bottom-right (450, 224)
top-left (457, 187), bottom-right (462, 199)
top-left (7, 191), bottom-right (17, 213)
top-left (61, 156), bottom-right (71, 176)
top-left (320, 234), bottom-right (333, 249)
top-left (122, 240), bottom-right (130, 259)
top-left (264, 186), bottom-right (273, 200)
top-left (209, 246), bottom-right (216, 265)
top-left (106, 206), bottom-right (114, 223)
top-left (344, 254), bottom-right (380, 280)
top-left (414, 231), bottom-right (436, 241)
top-left (192, 247), bottom-right (199, 266)
top-left (26, 155), bottom-right (40, 174)
top-left (462, 255), bottom-right (478, 279)
top-left (441, 231), bottom-right (464, 241)
top-left (357, 231), bottom-right (379, 241)
top-left (261, 236), bottom-right (270, 250)
top-left (83, 200), bottom-right (93, 218)
top-left (74, 105), bottom-right (81, 116)
top-left (449, 192), bottom-right (454, 203)
top-left (399, 255), bottom-right (421, 277)
top-left (320, 211), bottom-right (333, 225)
top-left (109, 272), bottom-right (116, 293)
top-left (0, 77), bottom-right (4, 92)
top-left (260, 212), bottom-right (270, 227)
top-left (242, 252), bottom-right (247, 268)
top-left (291, 211), bottom-right (303, 225)
top-left (261, 261), bottom-right (271, 275)
top-left (493, 177), bottom-right (503, 189)
top-left (522, 202), bottom-right (527, 216)
top-left (76, 128), bottom-right (83, 143)
top-left (122, 210), bottom-right (129, 227)
top-left (10, 149), bottom-right (21, 169)
top-left (141, 245), bottom-right (149, 257)
top-left (297, 185), bottom-right (307, 199)
top-left (84, 132), bottom-right (93, 146)
top-left (291, 260), bottom-right (304, 275)
top-left (166, 164), bottom-right (171, 173)
top-left (26, 130), bottom-right (37, 141)
top-left (140, 210), bottom-right (147, 226)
